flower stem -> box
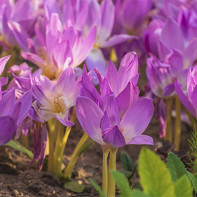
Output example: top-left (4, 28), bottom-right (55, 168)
top-left (20, 133), bottom-right (29, 148)
top-left (53, 121), bottom-right (64, 176)
top-left (53, 109), bottom-right (76, 177)
top-left (164, 97), bottom-right (173, 143)
top-left (174, 96), bottom-right (182, 151)
top-left (64, 133), bottom-right (90, 179)
top-left (102, 146), bottom-right (109, 195)
top-left (108, 147), bottom-right (118, 197)
top-left (47, 128), bottom-right (54, 173)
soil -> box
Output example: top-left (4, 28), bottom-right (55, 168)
top-left (0, 117), bottom-right (192, 197)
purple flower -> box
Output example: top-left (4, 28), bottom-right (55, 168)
top-left (146, 50), bottom-right (187, 98)
top-left (32, 67), bottom-right (80, 126)
top-left (0, 0), bottom-right (43, 49)
top-left (76, 53), bottom-right (154, 147)
top-left (175, 66), bottom-right (197, 118)
top-left (145, 16), bottom-right (197, 67)
top-left (21, 13), bottom-right (96, 79)
top-left (0, 88), bottom-right (32, 145)
top-left (114, 0), bottom-right (152, 34)
top-left (85, 0), bottom-right (133, 75)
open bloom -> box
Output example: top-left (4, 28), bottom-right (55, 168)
top-left (77, 95), bottom-right (154, 147)
top-left (0, 56), bottom-right (32, 145)
top-left (175, 66), bottom-right (197, 118)
top-left (21, 13), bottom-right (96, 79)
top-left (76, 52), bottom-right (154, 147)
top-left (147, 50), bottom-right (188, 98)
top-left (32, 67), bottom-right (80, 126)
top-left (0, 0), bottom-right (43, 49)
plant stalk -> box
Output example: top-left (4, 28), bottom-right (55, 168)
top-left (108, 147), bottom-right (118, 197)
top-left (164, 97), bottom-right (173, 143)
top-left (64, 132), bottom-right (89, 179)
top-left (174, 96), bottom-right (182, 151)
top-left (53, 109), bottom-right (76, 176)
top-left (47, 128), bottom-right (54, 173)
top-left (102, 146), bottom-right (109, 195)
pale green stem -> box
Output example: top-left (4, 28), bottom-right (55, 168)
top-left (108, 147), bottom-right (118, 197)
top-left (53, 121), bottom-right (64, 176)
top-left (102, 147), bottom-right (109, 195)
top-left (47, 128), bottom-right (54, 173)
top-left (64, 133), bottom-right (89, 179)
top-left (174, 96), bottom-right (182, 151)
top-left (164, 97), bottom-right (173, 143)
top-left (20, 133), bottom-right (29, 148)
top-left (53, 109), bottom-right (76, 177)
top-left (185, 108), bottom-right (196, 128)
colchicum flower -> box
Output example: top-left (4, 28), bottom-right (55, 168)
top-left (0, 56), bottom-right (32, 145)
top-left (175, 66), bottom-right (197, 118)
top-left (32, 67), bottom-right (80, 126)
top-left (76, 52), bottom-right (154, 147)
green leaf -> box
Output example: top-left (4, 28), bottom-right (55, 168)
top-left (187, 171), bottom-right (197, 193)
top-left (166, 152), bottom-right (187, 182)
top-left (120, 151), bottom-right (133, 172)
top-left (174, 175), bottom-right (193, 197)
top-left (6, 140), bottom-right (33, 159)
top-left (130, 190), bottom-right (150, 197)
top-left (139, 148), bottom-right (175, 197)
top-left (89, 179), bottom-right (106, 197)
top-left (119, 169), bottom-right (132, 178)
top-left (64, 181), bottom-right (85, 193)
top-left (110, 170), bottom-right (132, 197)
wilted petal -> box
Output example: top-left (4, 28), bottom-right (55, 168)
top-left (76, 96), bottom-right (105, 145)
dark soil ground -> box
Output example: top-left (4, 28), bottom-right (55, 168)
top-left (0, 117), bottom-right (191, 197)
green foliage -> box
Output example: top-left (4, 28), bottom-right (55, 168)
top-left (130, 190), bottom-right (149, 197)
top-left (174, 175), bottom-right (193, 197)
top-left (166, 152), bottom-right (187, 182)
top-left (187, 171), bottom-right (197, 193)
top-left (110, 170), bottom-right (132, 197)
top-left (120, 151), bottom-right (133, 171)
top-left (89, 179), bottom-right (106, 197)
top-left (64, 181), bottom-right (85, 193)
top-left (188, 125), bottom-right (197, 173)
top-left (6, 140), bottom-right (33, 159)
top-left (91, 148), bottom-right (195, 197)
top-left (139, 148), bottom-right (174, 197)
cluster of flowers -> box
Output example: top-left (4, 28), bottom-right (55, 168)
top-left (1, 0), bottom-right (197, 191)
